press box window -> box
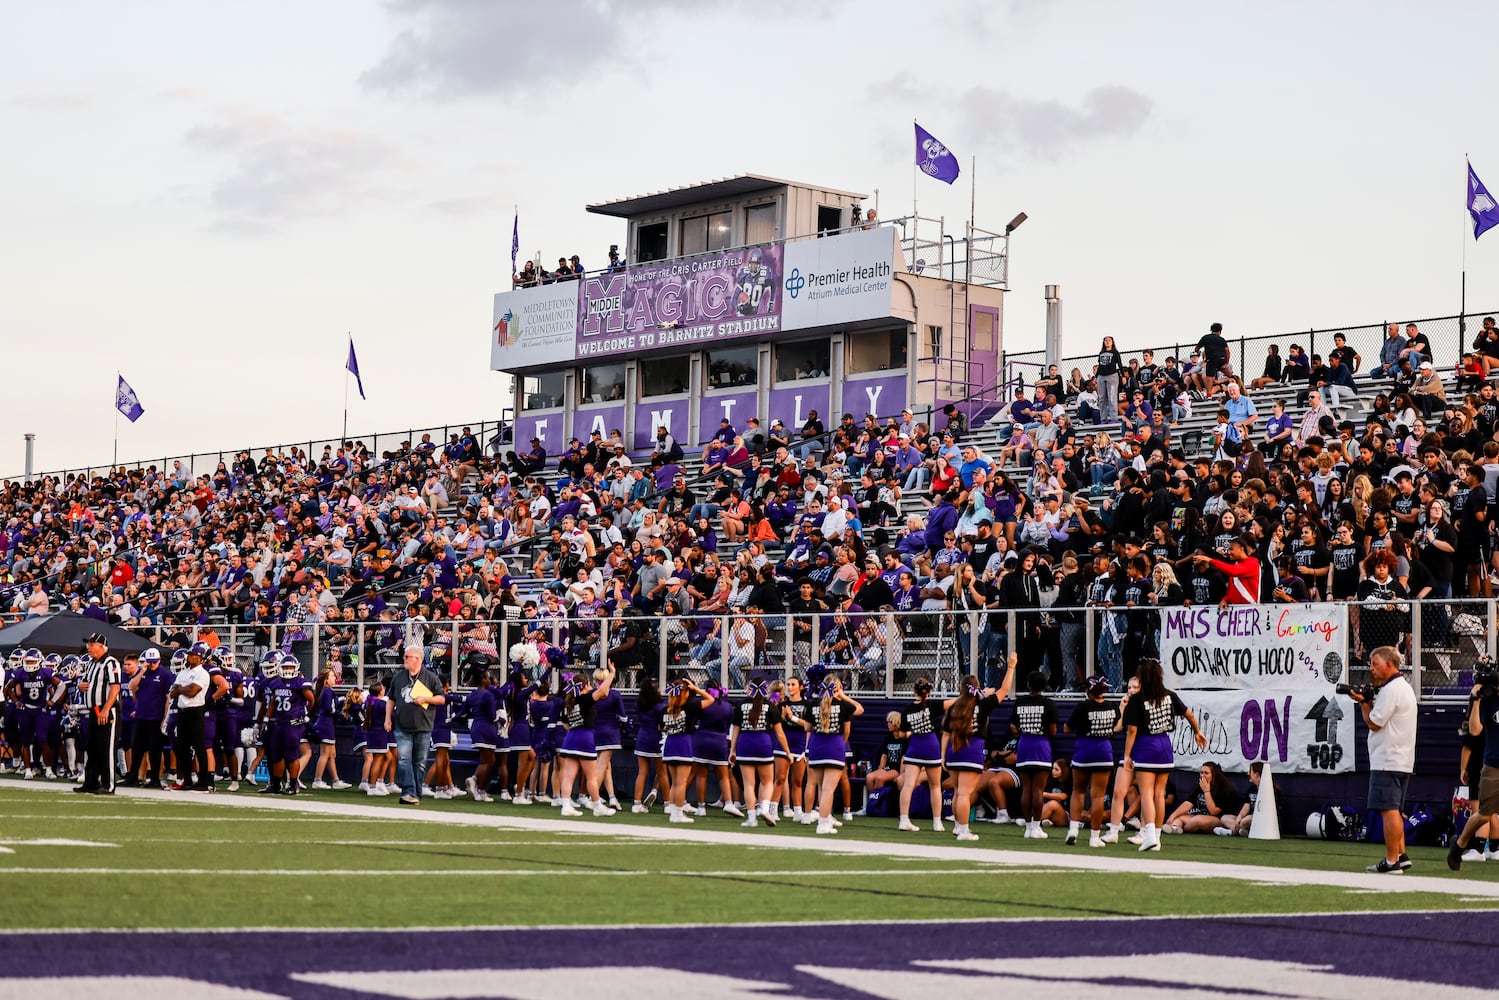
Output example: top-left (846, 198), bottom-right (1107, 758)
top-left (521, 372), bottom-right (565, 411)
top-left (580, 364), bottom-right (626, 403)
top-left (707, 345), bottom-right (758, 388)
top-left (775, 340), bottom-right (831, 382)
top-left (640, 355), bottom-right (691, 397)
top-left (847, 329), bottom-right (907, 375)
top-left (635, 222), bottom-right (668, 263)
top-left (745, 204), bottom-right (777, 244)
top-left (681, 211), bottom-right (733, 255)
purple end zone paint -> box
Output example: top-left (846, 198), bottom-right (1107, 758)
top-left (0, 913), bottom-right (1489, 998)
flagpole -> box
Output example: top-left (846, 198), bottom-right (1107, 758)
top-left (342, 333), bottom-right (351, 443)
top-left (113, 371), bottom-right (120, 469)
top-left (1463, 155), bottom-right (1470, 349)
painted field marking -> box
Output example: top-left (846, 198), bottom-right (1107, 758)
top-left (4, 778), bottom-right (1498, 899)
top-left (0, 867), bottom-right (1056, 877)
top-left (0, 905), bottom-right (1487, 935)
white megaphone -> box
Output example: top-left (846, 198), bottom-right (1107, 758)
top-left (1249, 761), bottom-right (1280, 840)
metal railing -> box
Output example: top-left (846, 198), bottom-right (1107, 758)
top-left (9, 416), bottom-right (517, 486)
top-left (1003, 309), bottom-right (1498, 392)
top-left (110, 599), bottom-right (1494, 704)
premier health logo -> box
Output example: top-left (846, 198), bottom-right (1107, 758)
top-left (785, 259), bottom-right (891, 302)
top-left (784, 268), bottom-right (807, 299)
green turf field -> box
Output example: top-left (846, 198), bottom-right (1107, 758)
top-left (1, 781), bottom-right (1495, 929)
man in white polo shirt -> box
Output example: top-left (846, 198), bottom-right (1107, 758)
top-left (169, 644), bottom-right (213, 792)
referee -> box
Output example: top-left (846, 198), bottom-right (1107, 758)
top-left (78, 632), bottom-right (122, 795)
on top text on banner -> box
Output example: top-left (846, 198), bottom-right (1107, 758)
top-left (576, 244), bottom-right (785, 359)
top-left (1160, 603), bottom-right (1348, 693)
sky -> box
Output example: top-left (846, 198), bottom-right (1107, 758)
top-left (2, 0), bottom-right (1496, 477)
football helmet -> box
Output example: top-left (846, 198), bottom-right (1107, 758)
top-left (280, 655), bottom-right (301, 680)
top-left (259, 650), bottom-right (283, 675)
top-left (42, 653), bottom-right (62, 671)
top-left (170, 649), bottom-right (189, 669)
top-left (57, 655), bottom-right (82, 679)
top-left (22, 648), bottom-right (43, 672)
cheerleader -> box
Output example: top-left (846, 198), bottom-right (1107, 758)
top-left (1102, 674), bottom-right (1141, 842)
top-left (896, 677), bottom-right (946, 833)
top-left (362, 682), bottom-right (391, 795)
top-left (308, 668), bottom-right (349, 790)
top-left (978, 748), bottom-right (1020, 824)
top-left (463, 672), bottom-right (501, 802)
top-left (1013, 670), bottom-right (1058, 840)
top-left (1065, 674), bottom-right (1119, 847)
top-left (660, 676), bottom-right (714, 823)
top-left (592, 680), bottom-right (627, 810)
top-left (630, 676), bottom-right (667, 813)
top-left (1121, 658), bottom-right (1206, 851)
top-left (728, 674), bottom-right (791, 827)
top-left (426, 680), bottom-right (457, 799)
top-left (804, 672), bottom-right (864, 835)
top-left (342, 686), bottom-right (367, 760)
top-left (502, 667), bottom-right (536, 803)
top-left (526, 682), bottom-right (556, 803)
top-left (941, 653), bottom-right (1017, 841)
top-left (556, 665), bottom-right (618, 817)
top-left (692, 684), bottom-right (744, 818)
top-left (773, 677), bottom-right (810, 822)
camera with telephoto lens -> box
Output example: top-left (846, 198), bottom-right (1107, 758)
top-left (1335, 681), bottom-right (1376, 702)
top-left (1474, 657), bottom-right (1499, 696)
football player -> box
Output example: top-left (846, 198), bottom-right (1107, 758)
top-left (5, 649), bottom-right (62, 778)
top-left (735, 248), bottom-right (775, 316)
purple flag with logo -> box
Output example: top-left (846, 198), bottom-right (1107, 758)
top-left (914, 122), bottom-right (960, 185)
top-left (346, 337), bottom-right (366, 400)
top-left (1469, 160), bottom-right (1499, 240)
top-left (115, 374), bottom-right (144, 422)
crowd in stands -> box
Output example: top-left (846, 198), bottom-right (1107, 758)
top-left (6, 317), bottom-right (1499, 699)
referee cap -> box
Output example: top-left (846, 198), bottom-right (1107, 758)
top-left (84, 632), bottom-right (108, 647)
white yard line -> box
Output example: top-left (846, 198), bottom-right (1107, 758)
top-left (0, 867), bottom-right (1051, 877)
top-left (2, 778), bottom-right (1496, 899)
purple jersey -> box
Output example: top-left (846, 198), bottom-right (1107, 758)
top-left (13, 669), bottom-right (57, 710)
top-left (271, 676), bottom-right (311, 725)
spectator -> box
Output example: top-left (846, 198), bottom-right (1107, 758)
top-left (1371, 323), bottom-right (1408, 378)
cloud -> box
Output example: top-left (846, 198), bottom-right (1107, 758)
top-left (362, 0), bottom-right (847, 99)
top-left (867, 76), bottom-right (1155, 164)
top-left (9, 90), bottom-right (95, 110)
top-left (183, 110), bottom-right (412, 230)
top-left (958, 84), bottom-right (1155, 161)
top-left (361, 0), bottom-right (624, 99)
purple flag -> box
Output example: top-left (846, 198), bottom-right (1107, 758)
top-left (511, 211), bottom-right (520, 273)
top-left (115, 374), bottom-right (144, 422)
top-left (346, 337), bottom-right (365, 400)
top-left (914, 122), bottom-right (960, 185)
top-left (1469, 160), bottom-right (1499, 240)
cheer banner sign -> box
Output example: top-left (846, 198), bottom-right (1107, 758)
top-left (1161, 603), bottom-right (1353, 774)
top-left (1161, 603), bottom-right (1348, 693)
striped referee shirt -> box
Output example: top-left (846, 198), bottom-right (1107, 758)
top-left (82, 655), bottom-right (122, 709)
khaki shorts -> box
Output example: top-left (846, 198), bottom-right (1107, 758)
top-left (1478, 766), bottom-right (1499, 816)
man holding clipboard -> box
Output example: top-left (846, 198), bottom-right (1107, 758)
top-left (386, 646), bottom-right (446, 805)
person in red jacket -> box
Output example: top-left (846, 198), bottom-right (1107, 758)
top-left (1191, 535), bottom-right (1261, 605)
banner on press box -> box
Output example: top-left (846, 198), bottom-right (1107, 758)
top-left (492, 283), bottom-right (580, 371)
top-left (1168, 688), bottom-right (1357, 774)
top-left (781, 227), bottom-right (900, 330)
top-left (577, 244), bottom-right (784, 358)
top-left (1160, 603), bottom-right (1348, 693)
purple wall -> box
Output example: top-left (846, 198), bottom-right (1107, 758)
top-left (842, 372), bottom-right (907, 420)
top-left (632, 397), bottom-right (690, 450)
top-left (514, 410), bottom-right (563, 451)
top-left (697, 390), bottom-right (759, 443)
top-left (573, 405), bottom-right (626, 444)
top-left (766, 381), bottom-right (830, 429)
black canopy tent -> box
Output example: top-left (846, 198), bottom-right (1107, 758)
top-left (0, 613), bottom-right (167, 657)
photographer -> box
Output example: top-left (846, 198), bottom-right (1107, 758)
top-left (1448, 668), bottom-right (1499, 871)
top-left (1349, 645), bottom-right (1418, 874)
